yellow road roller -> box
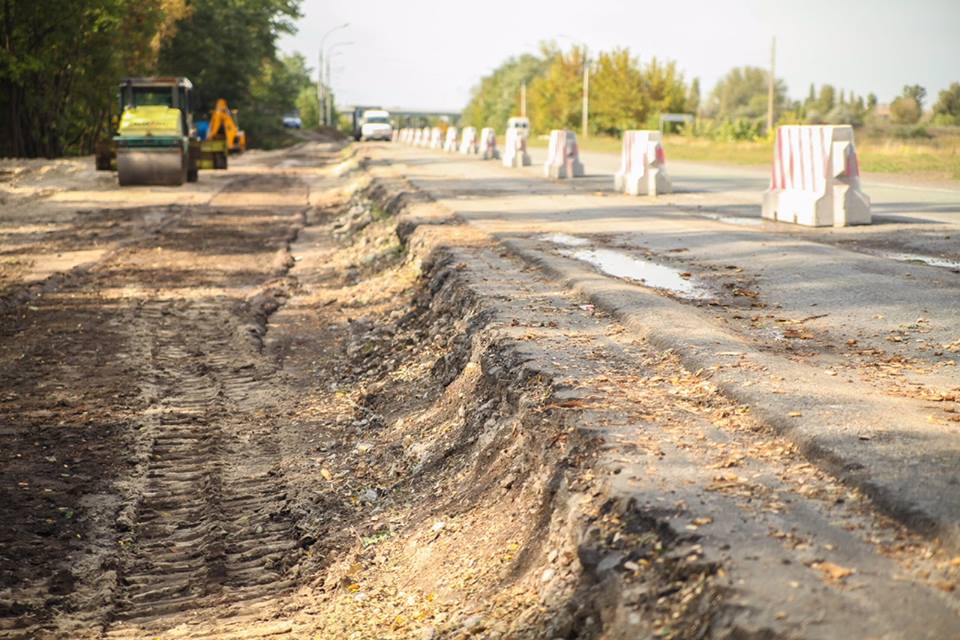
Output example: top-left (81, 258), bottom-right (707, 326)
top-left (98, 77), bottom-right (200, 186)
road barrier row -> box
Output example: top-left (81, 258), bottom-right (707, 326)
top-left (614, 130), bottom-right (671, 196)
top-left (391, 122), bottom-right (870, 227)
top-left (762, 124), bottom-right (871, 226)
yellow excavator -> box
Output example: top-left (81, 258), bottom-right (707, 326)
top-left (95, 77), bottom-right (200, 185)
top-left (198, 98), bottom-right (246, 170)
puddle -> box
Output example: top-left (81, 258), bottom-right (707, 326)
top-left (559, 247), bottom-right (711, 300)
top-left (539, 233), bottom-right (591, 246)
top-left (699, 212), bottom-right (763, 227)
top-left (887, 253), bottom-right (960, 271)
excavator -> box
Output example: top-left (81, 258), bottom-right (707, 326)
top-left (95, 77), bottom-right (200, 186)
top-left (198, 98), bottom-right (246, 170)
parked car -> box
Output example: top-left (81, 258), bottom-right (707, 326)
top-left (282, 114), bottom-right (302, 129)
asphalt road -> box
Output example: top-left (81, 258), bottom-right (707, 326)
top-left (524, 146), bottom-right (960, 225)
top-left (375, 140), bottom-right (960, 555)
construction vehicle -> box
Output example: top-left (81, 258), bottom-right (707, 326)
top-left (95, 77), bottom-right (200, 186)
top-left (196, 98), bottom-right (246, 170)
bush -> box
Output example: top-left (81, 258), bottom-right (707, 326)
top-left (890, 96), bottom-right (922, 125)
top-left (892, 125), bottom-right (932, 140)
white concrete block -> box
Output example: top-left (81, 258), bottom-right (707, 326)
top-left (479, 128), bottom-right (500, 160)
top-left (543, 130), bottom-right (585, 179)
top-left (502, 127), bottom-right (532, 168)
top-left (443, 127), bottom-right (458, 152)
top-left (459, 127), bottom-right (478, 154)
top-left (761, 125), bottom-right (871, 227)
top-left (614, 130), bottom-right (672, 196)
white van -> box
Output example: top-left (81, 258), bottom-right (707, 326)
top-left (360, 110), bottom-right (393, 141)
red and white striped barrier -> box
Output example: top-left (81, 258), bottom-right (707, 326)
top-left (614, 130), bottom-right (671, 196)
top-left (459, 127), bottom-right (478, 154)
top-left (443, 127), bottom-right (458, 152)
top-left (420, 127), bottom-right (432, 147)
top-left (400, 128), bottom-right (411, 144)
top-left (391, 129), bottom-right (400, 143)
top-left (502, 127), bottom-right (532, 168)
top-left (544, 130), bottom-right (584, 179)
top-left (762, 125), bottom-right (870, 226)
top-left (412, 128), bottom-right (422, 146)
top-left (429, 127), bottom-right (443, 149)
top-left (479, 128), bottom-right (499, 160)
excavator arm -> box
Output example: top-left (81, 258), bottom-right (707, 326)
top-left (206, 99), bottom-right (245, 152)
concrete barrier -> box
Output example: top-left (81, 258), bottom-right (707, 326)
top-left (543, 130), bottom-right (584, 179)
top-left (391, 129), bottom-right (400, 143)
top-left (762, 125), bottom-right (871, 227)
top-left (401, 128), bottom-right (411, 144)
top-left (502, 127), bottom-right (532, 168)
top-left (614, 130), bottom-right (671, 196)
top-left (429, 127), bottom-right (443, 149)
top-left (479, 128), bottom-right (500, 160)
top-left (420, 127), bottom-right (432, 147)
top-left (459, 127), bottom-right (478, 154)
top-left (443, 127), bottom-right (458, 152)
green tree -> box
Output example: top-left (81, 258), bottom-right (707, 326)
top-left (157, 0), bottom-right (301, 114)
top-left (706, 66), bottom-right (787, 123)
top-left (243, 53), bottom-right (313, 142)
top-left (461, 49), bottom-right (552, 130)
top-left (890, 96), bottom-right (922, 124)
top-left (0, 0), bottom-right (188, 156)
top-left (901, 84), bottom-right (927, 109)
top-left (686, 77), bottom-right (701, 115)
top-left (526, 46), bottom-right (585, 133)
top-left (589, 48), bottom-right (646, 135)
top-left (932, 82), bottom-right (960, 125)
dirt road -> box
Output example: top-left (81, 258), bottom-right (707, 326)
top-left (1, 142), bottom-right (959, 639)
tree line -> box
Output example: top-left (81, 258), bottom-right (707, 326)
top-left (0, 0), bottom-right (317, 157)
top-left (462, 44), bottom-right (960, 140)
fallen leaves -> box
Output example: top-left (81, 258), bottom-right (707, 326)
top-left (812, 561), bottom-right (854, 582)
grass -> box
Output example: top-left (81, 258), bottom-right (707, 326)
top-left (527, 128), bottom-right (960, 181)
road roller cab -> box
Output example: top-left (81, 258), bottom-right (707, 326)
top-left (112, 77), bottom-right (200, 186)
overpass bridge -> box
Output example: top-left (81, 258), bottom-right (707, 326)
top-left (343, 105), bottom-right (462, 127)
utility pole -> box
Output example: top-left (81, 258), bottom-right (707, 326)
top-left (520, 82), bottom-right (527, 118)
top-left (581, 46), bottom-right (589, 139)
top-left (767, 36), bottom-right (776, 135)
top-left (317, 49), bottom-right (324, 128)
top-left (325, 56), bottom-right (332, 127)
top-left (318, 23), bottom-right (349, 129)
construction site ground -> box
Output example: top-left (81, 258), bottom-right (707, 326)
top-left (0, 140), bottom-right (958, 639)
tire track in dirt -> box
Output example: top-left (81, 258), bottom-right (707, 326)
top-left (103, 238), bottom-right (308, 634)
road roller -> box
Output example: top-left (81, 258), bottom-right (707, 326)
top-left (97, 77), bottom-right (200, 186)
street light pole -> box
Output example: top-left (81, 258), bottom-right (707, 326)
top-left (581, 46), bottom-right (589, 139)
top-left (318, 23), bottom-right (349, 127)
top-left (323, 42), bottom-right (353, 129)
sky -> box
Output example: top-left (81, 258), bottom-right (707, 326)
top-left (278, 0), bottom-right (960, 112)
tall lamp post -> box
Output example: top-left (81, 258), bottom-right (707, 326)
top-left (318, 23), bottom-right (349, 127)
top-left (324, 41), bottom-right (353, 128)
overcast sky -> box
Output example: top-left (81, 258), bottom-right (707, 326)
top-left (278, 0), bottom-right (960, 111)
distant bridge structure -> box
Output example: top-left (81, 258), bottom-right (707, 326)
top-left (343, 105), bottom-right (462, 128)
